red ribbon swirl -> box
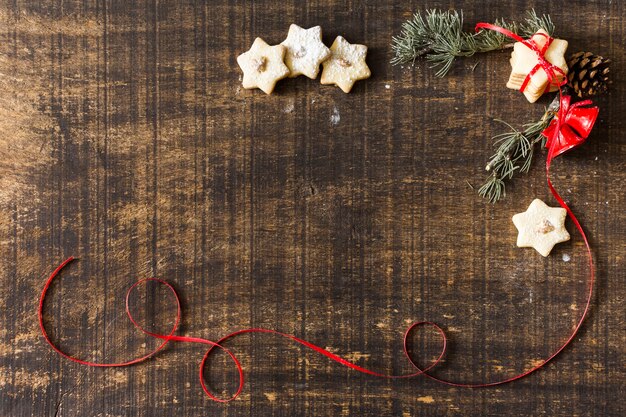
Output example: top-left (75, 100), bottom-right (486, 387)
top-left (475, 23), bottom-right (567, 93)
top-left (39, 96), bottom-right (599, 398)
top-left (38, 24), bottom-right (599, 403)
top-left (40, 196), bottom-right (597, 399)
top-left (39, 262), bottom-right (446, 402)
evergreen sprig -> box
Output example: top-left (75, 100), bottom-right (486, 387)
top-left (391, 9), bottom-right (555, 77)
top-left (478, 95), bottom-right (560, 203)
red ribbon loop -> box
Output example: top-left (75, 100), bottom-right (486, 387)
top-left (39, 259), bottom-right (448, 402)
top-left (542, 95), bottom-right (599, 161)
top-left (475, 23), bottom-right (567, 93)
top-left (38, 24), bottom-right (599, 403)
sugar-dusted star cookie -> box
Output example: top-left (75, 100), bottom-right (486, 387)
top-left (512, 199), bottom-right (570, 257)
top-left (280, 24), bottom-right (331, 79)
top-left (320, 36), bottom-right (371, 93)
top-left (237, 37), bottom-right (290, 94)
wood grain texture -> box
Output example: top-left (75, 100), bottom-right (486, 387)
top-left (0, 1), bottom-right (624, 416)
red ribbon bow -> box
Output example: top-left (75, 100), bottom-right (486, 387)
top-left (542, 95), bottom-right (599, 161)
top-left (475, 23), bottom-right (567, 93)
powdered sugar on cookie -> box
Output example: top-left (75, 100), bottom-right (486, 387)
top-left (321, 36), bottom-right (371, 93)
top-left (281, 24), bottom-right (331, 79)
top-left (237, 37), bottom-right (290, 95)
top-left (512, 199), bottom-right (570, 257)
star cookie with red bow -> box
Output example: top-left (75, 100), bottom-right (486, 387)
top-left (508, 29), bottom-right (569, 103)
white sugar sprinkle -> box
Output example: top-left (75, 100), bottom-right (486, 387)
top-left (330, 106), bottom-right (340, 125)
top-left (283, 100), bottom-right (295, 114)
top-left (562, 253), bottom-right (571, 262)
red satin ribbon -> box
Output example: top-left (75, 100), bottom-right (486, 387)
top-left (40, 184), bottom-right (596, 399)
top-left (39, 25), bottom-right (598, 402)
top-left (39, 263), bottom-right (446, 402)
top-left (475, 23), bottom-right (567, 93)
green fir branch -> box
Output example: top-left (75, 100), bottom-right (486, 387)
top-left (391, 9), bottom-right (555, 77)
top-left (479, 95), bottom-right (561, 203)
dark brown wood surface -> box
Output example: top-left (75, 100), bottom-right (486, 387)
top-left (0, 1), bottom-right (624, 416)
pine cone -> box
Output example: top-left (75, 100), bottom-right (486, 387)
top-left (567, 52), bottom-right (611, 98)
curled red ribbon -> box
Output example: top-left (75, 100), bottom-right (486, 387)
top-left (475, 23), bottom-right (567, 93)
top-left (39, 262), bottom-right (447, 402)
top-left (39, 25), bottom-right (598, 403)
top-left (41, 182), bottom-right (596, 399)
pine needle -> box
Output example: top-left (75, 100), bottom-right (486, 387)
top-left (478, 174), bottom-right (506, 203)
top-left (519, 9), bottom-right (555, 37)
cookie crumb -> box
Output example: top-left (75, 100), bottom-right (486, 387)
top-left (338, 58), bottom-right (352, 67)
top-left (252, 56), bottom-right (267, 72)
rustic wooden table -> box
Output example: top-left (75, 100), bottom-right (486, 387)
top-left (1, 1), bottom-right (624, 416)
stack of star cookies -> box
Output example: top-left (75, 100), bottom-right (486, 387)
top-left (237, 24), bottom-right (370, 94)
top-left (507, 29), bottom-right (569, 103)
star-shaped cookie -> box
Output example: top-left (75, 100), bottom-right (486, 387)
top-left (237, 37), bottom-right (290, 94)
top-left (281, 24), bottom-right (331, 79)
top-left (512, 199), bottom-right (570, 257)
top-left (507, 29), bottom-right (569, 103)
top-left (320, 36), bottom-right (371, 93)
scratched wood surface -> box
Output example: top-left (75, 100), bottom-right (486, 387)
top-left (0, 0), bottom-right (624, 416)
